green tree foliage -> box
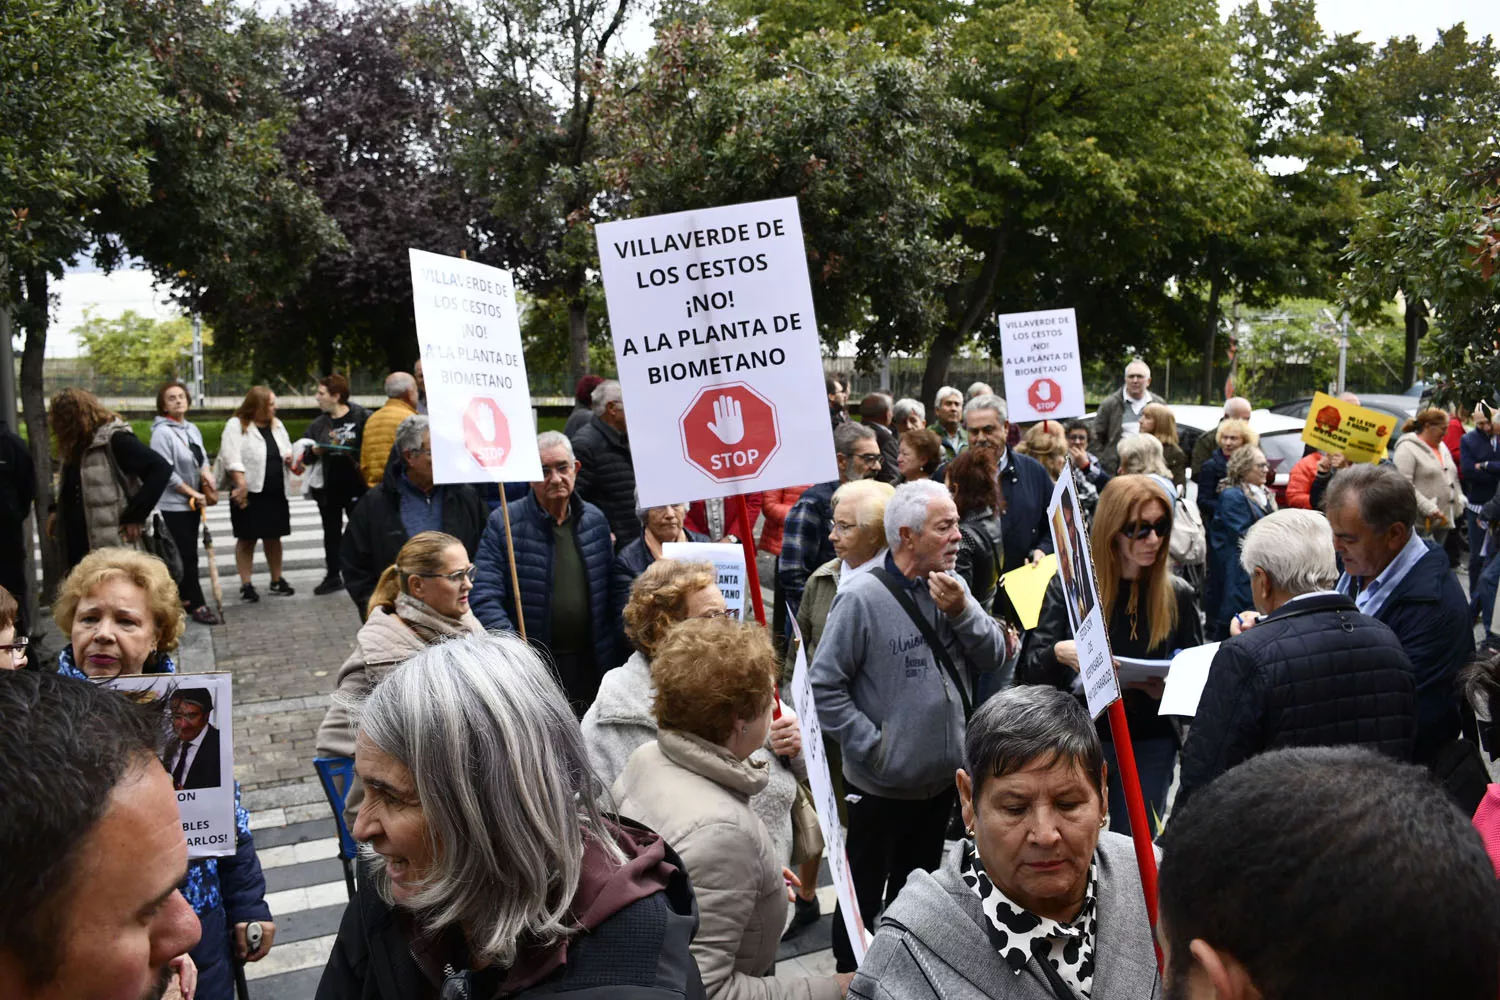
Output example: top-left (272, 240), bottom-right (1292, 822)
top-left (1344, 127), bottom-right (1500, 408)
top-left (1233, 299), bottom-right (1406, 404)
top-left (73, 310), bottom-right (216, 382)
top-left (598, 22), bottom-right (969, 366)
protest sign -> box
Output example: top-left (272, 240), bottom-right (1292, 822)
top-left (662, 541), bottom-right (748, 620)
top-left (999, 308), bottom-right (1086, 422)
top-left (787, 613), bottom-right (868, 962)
top-left (107, 673), bottom-right (236, 859)
top-left (595, 198), bottom-right (838, 508)
top-left (410, 248), bottom-right (541, 484)
top-left (1046, 474), bottom-right (1120, 719)
top-left (1299, 391), bottom-right (1398, 464)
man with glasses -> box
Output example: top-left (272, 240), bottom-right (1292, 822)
top-left (470, 431), bottom-right (616, 715)
top-left (341, 416), bottom-right (488, 619)
top-left (779, 422), bottom-right (883, 615)
top-left (1092, 358), bottom-right (1164, 473)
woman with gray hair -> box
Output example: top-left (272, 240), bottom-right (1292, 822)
top-left (1206, 445), bottom-right (1277, 639)
top-left (609, 501), bottom-right (709, 664)
top-left (892, 398), bottom-right (927, 435)
top-left (849, 685), bottom-right (1159, 999)
top-left (318, 632), bottom-right (705, 1000)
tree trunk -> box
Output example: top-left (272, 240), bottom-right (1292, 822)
top-left (318, 335), bottom-right (335, 377)
top-left (1402, 293), bottom-right (1426, 390)
top-left (18, 267), bottom-right (61, 605)
top-left (1198, 276), bottom-right (1225, 404)
top-left (567, 292), bottom-right (591, 385)
top-left (920, 328), bottom-right (962, 416)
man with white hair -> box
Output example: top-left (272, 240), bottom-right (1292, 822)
top-left (1175, 508), bottom-right (1417, 806)
top-left (959, 394), bottom-right (1053, 579)
top-left (1092, 358), bottom-right (1165, 473)
top-left (810, 479), bottom-right (1016, 973)
top-left (571, 380), bottom-right (638, 547)
top-left (965, 381), bottom-right (992, 400)
top-left (929, 385), bottom-right (966, 458)
top-left (359, 370), bottom-right (421, 486)
top-left (1190, 394), bottom-right (1253, 481)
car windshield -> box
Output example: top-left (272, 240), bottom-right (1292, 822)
top-left (1258, 431), bottom-right (1305, 479)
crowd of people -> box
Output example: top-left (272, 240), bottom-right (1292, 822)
top-left (4, 361), bottom-right (1500, 1000)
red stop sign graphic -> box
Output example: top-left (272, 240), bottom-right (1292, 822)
top-left (680, 382), bottom-right (780, 483)
top-left (1027, 377), bottom-right (1063, 414)
top-left (463, 396), bottom-right (512, 469)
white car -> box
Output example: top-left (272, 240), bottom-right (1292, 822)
top-left (1167, 405), bottom-right (1307, 501)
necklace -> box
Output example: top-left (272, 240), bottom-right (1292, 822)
top-left (1127, 581), bottom-right (1139, 641)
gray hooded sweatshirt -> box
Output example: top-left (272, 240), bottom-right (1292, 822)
top-left (809, 557), bottom-right (1012, 800)
top-left (851, 833), bottom-right (1160, 1000)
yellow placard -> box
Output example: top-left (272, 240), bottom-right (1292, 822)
top-left (1000, 554), bottom-right (1058, 631)
top-left (1299, 391), bottom-right (1398, 464)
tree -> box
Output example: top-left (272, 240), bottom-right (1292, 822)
top-left (1344, 128), bottom-right (1500, 407)
top-left (210, 0), bottom-right (474, 378)
top-left (597, 22), bottom-right (969, 366)
top-left (73, 310), bottom-right (215, 382)
top-left (1, 0), bottom-right (165, 599)
top-left (1324, 25), bottom-right (1500, 384)
top-left (441, 0), bottom-right (637, 383)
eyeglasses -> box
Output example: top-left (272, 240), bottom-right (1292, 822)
top-left (1120, 518), bottom-right (1171, 540)
top-left (1, 636), bottom-right (27, 660)
top-left (830, 519), bottom-right (860, 535)
top-left (413, 565), bottom-right (477, 584)
top-left (851, 453), bottom-right (882, 466)
top-left (695, 608), bottom-right (731, 620)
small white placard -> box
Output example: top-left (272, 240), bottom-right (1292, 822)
top-left (998, 307), bottom-right (1086, 422)
top-left (661, 541), bottom-right (748, 621)
top-left (1046, 474), bottom-right (1121, 718)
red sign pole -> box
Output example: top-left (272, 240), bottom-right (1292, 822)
top-left (732, 492), bottom-right (781, 718)
top-left (1106, 698), bottom-right (1161, 969)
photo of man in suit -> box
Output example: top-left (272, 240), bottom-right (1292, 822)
top-left (165, 688), bottom-right (221, 790)
top-left (1061, 499), bottom-right (1096, 622)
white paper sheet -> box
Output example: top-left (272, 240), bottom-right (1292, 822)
top-left (1157, 642), bottom-right (1223, 717)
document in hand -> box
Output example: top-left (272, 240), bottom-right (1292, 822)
top-left (1154, 643), bottom-right (1223, 717)
top-left (1000, 554), bottom-right (1058, 631)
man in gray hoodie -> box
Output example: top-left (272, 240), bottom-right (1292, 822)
top-left (811, 478), bottom-right (1015, 973)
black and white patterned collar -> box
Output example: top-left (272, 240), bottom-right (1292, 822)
top-left (959, 840), bottom-right (1099, 998)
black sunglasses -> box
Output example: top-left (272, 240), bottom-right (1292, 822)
top-left (1120, 517), bottom-right (1171, 540)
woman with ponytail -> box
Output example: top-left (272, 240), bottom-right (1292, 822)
top-left (315, 530), bottom-right (483, 823)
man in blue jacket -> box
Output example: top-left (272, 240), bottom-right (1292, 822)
top-left (1327, 463), bottom-right (1473, 762)
top-left (1460, 401), bottom-right (1500, 598)
top-left (470, 430), bottom-right (615, 714)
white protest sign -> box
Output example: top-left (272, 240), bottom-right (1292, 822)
top-left (999, 307), bottom-right (1086, 423)
top-left (786, 612), bottom-right (869, 962)
top-left (595, 198), bottom-right (838, 508)
top-left (409, 249), bottom-right (541, 484)
top-left (1045, 474), bottom-right (1121, 718)
top-left (107, 673), bottom-right (237, 858)
top-left (661, 541), bottom-right (747, 620)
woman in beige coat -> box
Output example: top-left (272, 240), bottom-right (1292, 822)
top-left (614, 617), bottom-right (850, 1000)
top-left (1395, 408), bottom-right (1465, 543)
top-left (315, 530), bottom-right (483, 823)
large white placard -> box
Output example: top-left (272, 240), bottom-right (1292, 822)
top-left (787, 613), bottom-right (869, 963)
top-left (1045, 474), bottom-right (1121, 718)
top-left (595, 198), bottom-right (838, 508)
top-left (409, 249), bottom-right (542, 484)
top-left (661, 541), bottom-right (748, 620)
top-left (999, 307), bottom-right (1086, 423)
top-left (107, 673), bottom-right (237, 858)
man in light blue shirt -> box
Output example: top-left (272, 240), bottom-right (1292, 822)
top-left (1328, 464), bottom-right (1472, 761)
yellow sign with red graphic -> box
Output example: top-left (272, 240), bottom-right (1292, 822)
top-left (1299, 391), bottom-right (1399, 464)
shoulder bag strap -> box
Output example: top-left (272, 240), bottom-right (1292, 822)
top-left (872, 568), bottom-right (973, 719)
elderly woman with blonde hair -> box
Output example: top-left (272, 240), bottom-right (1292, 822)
top-left (1197, 416), bottom-right (1259, 524)
top-left (614, 617), bottom-right (851, 1000)
top-left (53, 548), bottom-right (276, 1000)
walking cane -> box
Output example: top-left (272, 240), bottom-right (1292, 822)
top-left (194, 499), bottom-right (226, 622)
top-left (232, 921), bottom-right (263, 1000)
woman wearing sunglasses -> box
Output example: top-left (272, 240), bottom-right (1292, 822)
top-left (1019, 475), bottom-right (1203, 833)
top-left (316, 530), bottom-right (483, 826)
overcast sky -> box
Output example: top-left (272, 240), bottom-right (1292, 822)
top-left (48, 0), bottom-right (1499, 357)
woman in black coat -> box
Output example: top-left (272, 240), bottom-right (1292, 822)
top-left (1019, 475), bottom-right (1203, 835)
top-left (608, 502), bottom-right (708, 664)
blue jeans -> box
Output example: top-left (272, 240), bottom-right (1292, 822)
top-left (1477, 546), bottom-right (1500, 641)
top-left (1469, 509), bottom-right (1492, 600)
top-left (1102, 737), bottom-right (1177, 838)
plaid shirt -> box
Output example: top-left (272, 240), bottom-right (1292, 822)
top-left (777, 480), bottom-right (839, 615)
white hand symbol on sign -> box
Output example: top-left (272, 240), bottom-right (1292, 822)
top-left (706, 394), bottom-right (745, 445)
top-left (1035, 381), bottom-right (1053, 401)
